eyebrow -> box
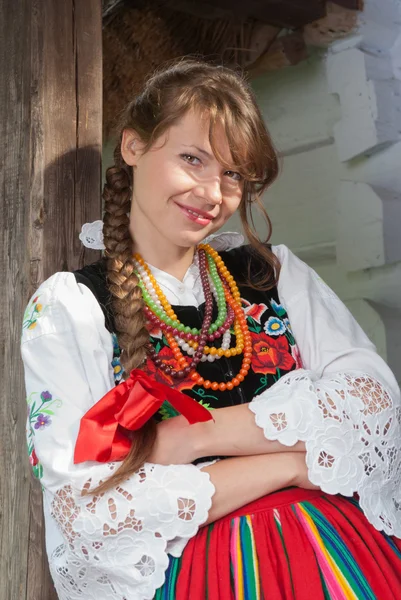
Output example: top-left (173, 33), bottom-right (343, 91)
top-left (181, 144), bottom-right (213, 159)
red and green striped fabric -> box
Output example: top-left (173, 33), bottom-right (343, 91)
top-left (155, 488), bottom-right (401, 600)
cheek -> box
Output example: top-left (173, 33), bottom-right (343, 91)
top-left (160, 164), bottom-right (196, 200)
top-left (221, 193), bottom-right (242, 220)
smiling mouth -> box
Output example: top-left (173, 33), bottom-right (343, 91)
top-left (175, 202), bottom-right (216, 225)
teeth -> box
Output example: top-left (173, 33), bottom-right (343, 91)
top-left (187, 209), bottom-right (203, 218)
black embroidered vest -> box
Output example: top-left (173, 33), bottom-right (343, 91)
top-left (73, 246), bottom-right (302, 420)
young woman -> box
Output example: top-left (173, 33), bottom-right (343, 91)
top-left (22, 59), bottom-right (401, 600)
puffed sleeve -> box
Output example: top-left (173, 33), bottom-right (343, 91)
top-left (249, 244), bottom-right (401, 537)
top-left (21, 272), bottom-right (214, 600)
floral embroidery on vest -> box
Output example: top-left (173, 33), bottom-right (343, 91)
top-left (159, 399), bottom-right (214, 421)
top-left (242, 300), bottom-right (267, 323)
top-left (111, 333), bottom-right (124, 384)
top-left (243, 298), bottom-right (303, 394)
top-left (250, 332), bottom-right (295, 376)
top-left (142, 345), bottom-right (197, 394)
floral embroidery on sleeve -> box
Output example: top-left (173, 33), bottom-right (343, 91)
top-left (22, 295), bottom-right (48, 331)
top-left (26, 390), bottom-right (62, 479)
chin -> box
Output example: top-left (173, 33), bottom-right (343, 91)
top-left (177, 229), bottom-right (214, 247)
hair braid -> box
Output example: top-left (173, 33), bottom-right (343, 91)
top-left (103, 146), bottom-right (151, 373)
top-left (87, 147), bottom-right (156, 495)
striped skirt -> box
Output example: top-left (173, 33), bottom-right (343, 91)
top-left (154, 488), bottom-right (401, 599)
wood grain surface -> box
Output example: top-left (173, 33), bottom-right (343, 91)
top-left (0, 1), bottom-right (102, 598)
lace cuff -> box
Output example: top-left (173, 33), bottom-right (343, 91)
top-left (249, 369), bottom-right (401, 537)
top-left (48, 462), bottom-right (214, 599)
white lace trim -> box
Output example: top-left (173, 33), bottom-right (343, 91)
top-left (78, 220), bottom-right (244, 252)
top-left (202, 231), bottom-right (244, 251)
top-left (48, 463), bottom-right (214, 600)
top-left (249, 369), bottom-right (401, 537)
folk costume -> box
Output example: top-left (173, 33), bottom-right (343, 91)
top-left (22, 232), bottom-right (401, 600)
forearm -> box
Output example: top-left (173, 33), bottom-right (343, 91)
top-left (192, 403), bottom-right (305, 460)
top-left (200, 452), bottom-right (299, 525)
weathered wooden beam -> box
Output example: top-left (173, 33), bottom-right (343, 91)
top-left (247, 32), bottom-right (308, 77)
top-left (303, 2), bottom-right (359, 46)
top-left (156, 0), bottom-right (327, 28)
top-left (0, 0), bottom-right (33, 597)
top-left (33, 0), bottom-right (102, 286)
top-left (0, 0), bottom-right (102, 599)
top-left (242, 23), bottom-right (281, 68)
top-left (251, 0), bottom-right (327, 28)
top-left (103, 0), bottom-right (125, 17)
top-left (332, 0), bottom-right (363, 8)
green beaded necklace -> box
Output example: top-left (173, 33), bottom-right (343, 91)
top-left (135, 254), bottom-right (228, 336)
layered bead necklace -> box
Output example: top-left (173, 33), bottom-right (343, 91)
top-left (134, 243), bottom-right (252, 392)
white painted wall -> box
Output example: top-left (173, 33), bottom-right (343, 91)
top-left (224, 48), bottom-right (401, 380)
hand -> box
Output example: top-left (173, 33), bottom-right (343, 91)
top-left (147, 415), bottom-right (197, 465)
top-left (290, 453), bottom-right (320, 490)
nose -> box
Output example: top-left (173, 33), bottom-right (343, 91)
top-left (197, 176), bottom-right (223, 206)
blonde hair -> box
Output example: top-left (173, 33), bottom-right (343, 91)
top-left (91, 58), bottom-right (279, 495)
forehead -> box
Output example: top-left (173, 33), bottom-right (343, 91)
top-left (165, 109), bottom-right (234, 164)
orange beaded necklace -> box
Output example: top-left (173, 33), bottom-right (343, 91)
top-left (134, 243), bottom-right (252, 392)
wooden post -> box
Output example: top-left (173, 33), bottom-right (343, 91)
top-left (0, 1), bottom-right (102, 598)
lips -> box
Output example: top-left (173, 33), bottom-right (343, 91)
top-left (173, 201), bottom-right (218, 227)
top-left (174, 202), bottom-right (216, 221)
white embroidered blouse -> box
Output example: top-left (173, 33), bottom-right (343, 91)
top-left (21, 234), bottom-right (401, 600)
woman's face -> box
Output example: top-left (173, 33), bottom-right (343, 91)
top-left (122, 109), bottom-right (244, 253)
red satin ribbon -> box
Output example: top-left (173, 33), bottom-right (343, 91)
top-left (74, 369), bottom-right (213, 463)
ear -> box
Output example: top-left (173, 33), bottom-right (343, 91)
top-left (121, 129), bottom-right (146, 167)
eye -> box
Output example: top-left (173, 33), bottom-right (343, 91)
top-left (225, 170), bottom-right (243, 181)
top-left (181, 154), bottom-right (202, 166)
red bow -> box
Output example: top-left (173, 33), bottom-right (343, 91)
top-left (74, 369), bottom-right (213, 464)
